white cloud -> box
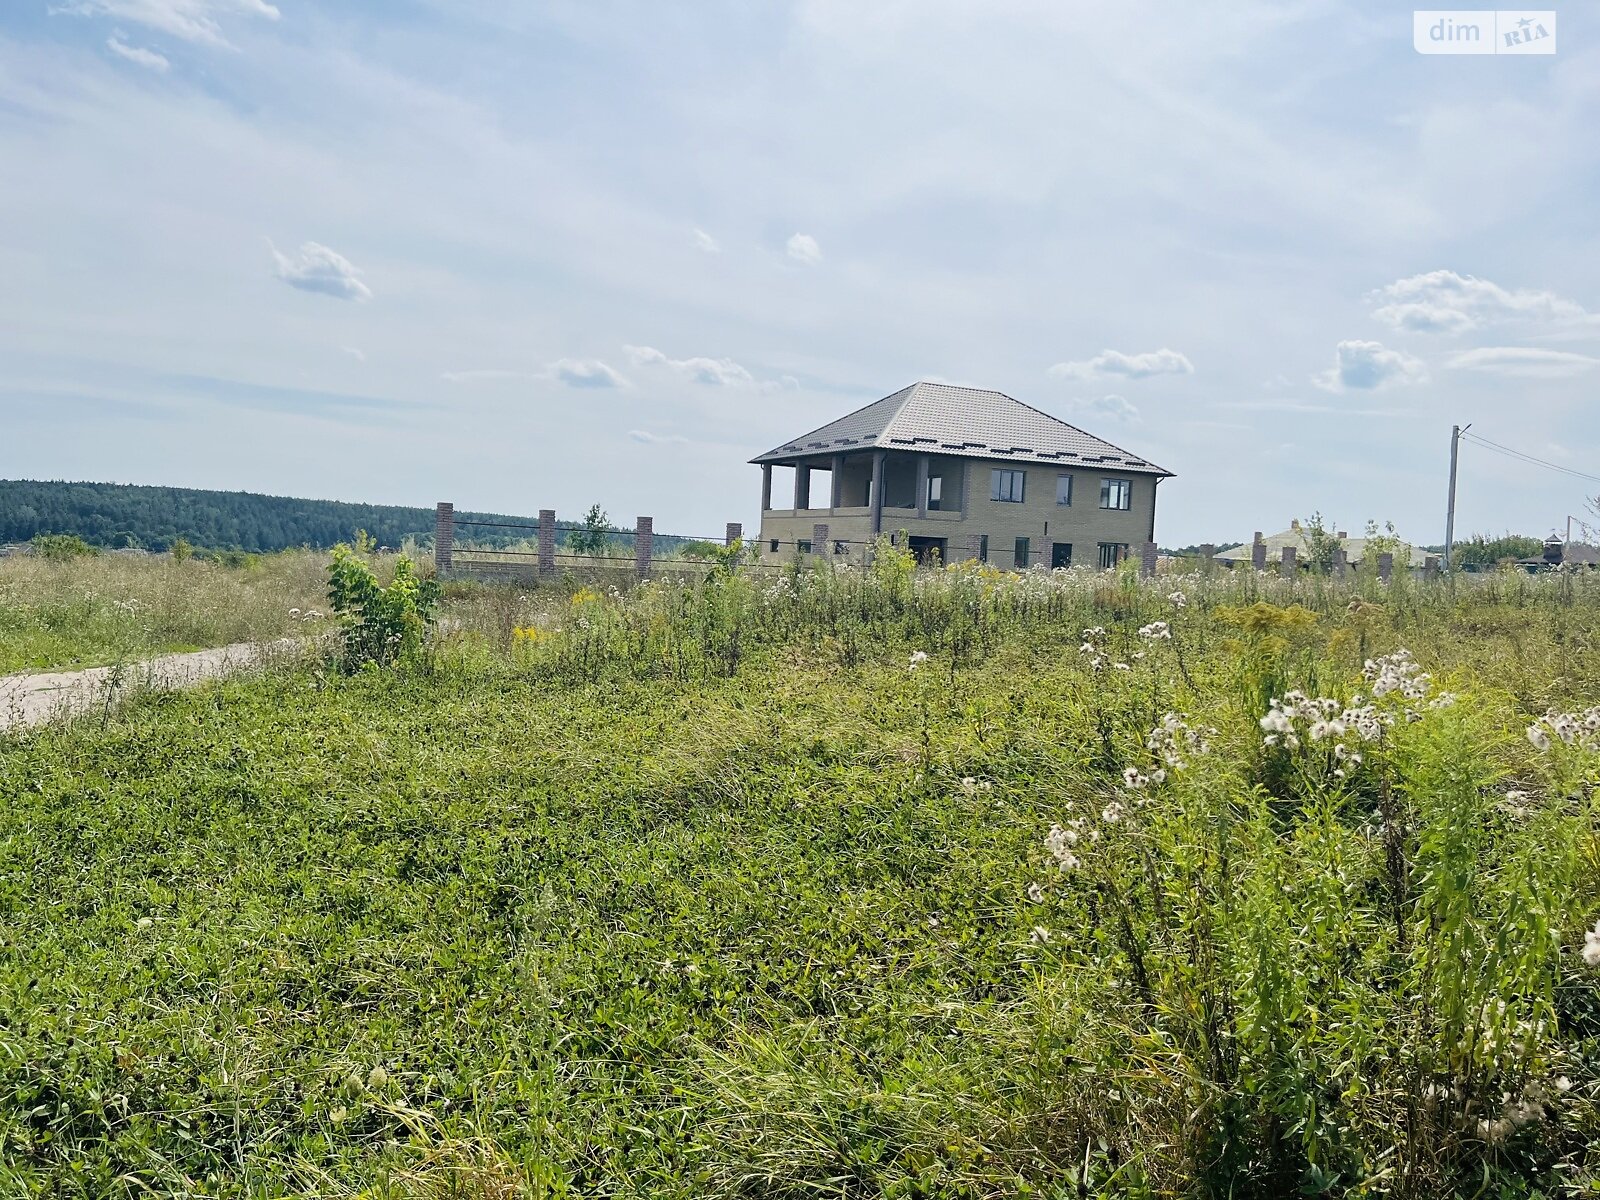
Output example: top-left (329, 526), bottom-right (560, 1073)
top-left (340, 345), bottom-right (365, 363)
top-left (692, 228), bottom-right (720, 254)
top-left (1312, 340), bottom-right (1427, 391)
top-left (1445, 346), bottom-right (1600, 378)
top-left (628, 429), bottom-right (689, 445)
top-left (786, 232), bottom-right (821, 265)
top-left (624, 344), bottom-right (755, 386)
top-left (441, 361), bottom-right (628, 388)
top-left (1369, 270), bottom-right (1594, 335)
top-left (54, 0), bottom-right (279, 49)
top-left (1064, 394), bottom-right (1140, 422)
top-left (270, 241), bottom-right (372, 302)
top-left (1048, 348), bottom-right (1194, 381)
top-left (548, 358), bottom-right (627, 388)
top-left (106, 36), bottom-right (169, 71)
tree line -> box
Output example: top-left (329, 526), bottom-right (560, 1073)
top-left (0, 479), bottom-right (605, 552)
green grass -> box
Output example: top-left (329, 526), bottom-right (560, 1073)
top-left (0, 551), bottom-right (335, 673)
top-left (2, 557), bottom-right (1598, 1197)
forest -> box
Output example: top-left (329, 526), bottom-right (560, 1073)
top-left (0, 479), bottom-right (554, 552)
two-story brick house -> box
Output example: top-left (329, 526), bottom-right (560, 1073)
top-left (752, 381), bottom-right (1171, 568)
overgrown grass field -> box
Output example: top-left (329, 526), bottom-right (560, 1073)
top-left (0, 551), bottom-right (332, 673)
top-left (1, 553), bottom-right (1598, 1197)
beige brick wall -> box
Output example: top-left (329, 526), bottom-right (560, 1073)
top-left (757, 457), bottom-right (1161, 568)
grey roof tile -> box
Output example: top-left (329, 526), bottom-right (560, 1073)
top-left (751, 381), bottom-right (1171, 475)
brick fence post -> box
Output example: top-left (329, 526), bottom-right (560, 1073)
top-left (635, 516), bottom-right (653, 579)
top-left (1200, 543), bottom-right (1215, 574)
top-left (1333, 547), bottom-right (1348, 580)
top-left (1281, 546), bottom-right (1297, 578)
top-left (1378, 552), bottom-right (1394, 583)
top-left (967, 533), bottom-right (984, 563)
top-left (724, 522), bottom-right (742, 546)
top-left (538, 509), bottom-right (556, 575)
top-left (1251, 532), bottom-right (1266, 571)
top-left (812, 523), bottom-right (829, 557)
top-left (434, 502), bottom-right (453, 574)
top-left (1140, 541), bottom-right (1157, 578)
top-left (1425, 554), bottom-right (1440, 579)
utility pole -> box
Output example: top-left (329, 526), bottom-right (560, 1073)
top-left (1443, 422), bottom-right (1471, 572)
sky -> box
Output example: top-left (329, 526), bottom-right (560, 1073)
top-left (2, 1), bottom-right (1599, 546)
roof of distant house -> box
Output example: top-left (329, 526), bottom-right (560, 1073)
top-left (1213, 522), bottom-right (1430, 568)
top-left (751, 381), bottom-right (1172, 475)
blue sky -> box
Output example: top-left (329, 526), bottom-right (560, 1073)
top-left (3, 1), bottom-right (1598, 545)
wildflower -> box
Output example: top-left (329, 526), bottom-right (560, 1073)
top-left (1527, 724), bottom-right (1551, 752)
top-left (1101, 802), bottom-right (1125, 824)
top-left (1168, 590), bottom-right (1187, 608)
top-left (289, 607), bottom-right (301, 617)
top-left (135, 916), bottom-right (154, 929)
top-left (330, 1105), bottom-right (348, 1124)
top-left (1045, 823), bottom-right (1082, 871)
top-left (1137, 621), bottom-right (1171, 640)
top-left (1584, 920), bottom-right (1600, 967)
top-left (1025, 881), bottom-right (1045, 904)
top-left (1030, 926), bottom-right (1052, 944)
top-left (908, 650), bottom-right (928, 671)
top-left (367, 1065), bottom-right (388, 1089)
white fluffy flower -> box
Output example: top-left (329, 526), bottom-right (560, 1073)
top-left (1584, 920), bottom-right (1600, 967)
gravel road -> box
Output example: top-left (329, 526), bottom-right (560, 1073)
top-left (0, 639), bottom-right (304, 732)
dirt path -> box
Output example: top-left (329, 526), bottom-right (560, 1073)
top-left (0, 639), bottom-right (304, 732)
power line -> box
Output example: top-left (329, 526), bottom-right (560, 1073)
top-left (1459, 431), bottom-right (1600, 485)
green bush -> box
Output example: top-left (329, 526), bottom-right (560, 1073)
top-left (326, 544), bottom-right (440, 668)
top-left (29, 533), bottom-right (98, 561)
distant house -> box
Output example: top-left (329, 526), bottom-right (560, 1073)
top-left (751, 381), bottom-right (1172, 569)
top-left (1515, 538), bottom-right (1600, 571)
top-left (1213, 520), bottom-right (1429, 569)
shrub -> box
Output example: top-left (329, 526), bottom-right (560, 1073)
top-left (326, 545), bottom-right (441, 669)
top-left (29, 533), bottom-right (98, 561)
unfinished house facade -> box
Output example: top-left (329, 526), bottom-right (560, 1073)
top-left (753, 382), bottom-right (1171, 569)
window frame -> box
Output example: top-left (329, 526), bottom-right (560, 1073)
top-left (1055, 474), bottom-right (1073, 506)
top-left (1014, 537), bottom-right (1030, 568)
top-left (1097, 541), bottom-right (1130, 570)
top-left (927, 475), bottom-right (943, 511)
top-left (990, 468), bottom-right (1026, 503)
top-left (1099, 478), bottom-right (1132, 511)
top-left (1051, 542), bottom-right (1073, 569)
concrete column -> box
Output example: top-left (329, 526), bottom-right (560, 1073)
top-left (724, 522), bottom-right (742, 547)
top-left (634, 516), bottom-right (653, 579)
top-left (538, 509), bottom-right (556, 574)
top-left (1425, 554), bottom-right (1440, 579)
top-left (813, 523), bottom-right (829, 556)
top-left (830, 454), bottom-right (844, 509)
top-left (1281, 546), bottom-right (1297, 578)
top-left (1140, 541), bottom-right (1157, 578)
top-left (1251, 532), bottom-right (1266, 571)
top-left (760, 464), bottom-right (772, 512)
top-left (434, 502), bottom-right (453, 573)
top-left (1200, 543), bottom-right (1215, 574)
top-left (794, 465), bottom-right (811, 511)
top-left (1378, 552), bottom-right (1394, 583)
top-left (870, 451), bottom-right (886, 535)
top-left (915, 455), bottom-right (929, 519)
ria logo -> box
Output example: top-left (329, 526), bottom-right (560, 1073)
top-left (1413, 10), bottom-right (1556, 54)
